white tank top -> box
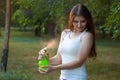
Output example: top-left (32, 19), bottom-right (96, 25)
top-left (58, 29), bottom-right (87, 80)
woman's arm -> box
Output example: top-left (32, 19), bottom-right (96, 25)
top-left (49, 53), bottom-right (62, 65)
top-left (53, 32), bottom-right (93, 70)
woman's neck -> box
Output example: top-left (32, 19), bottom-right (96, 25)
top-left (70, 31), bottom-right (81, 39)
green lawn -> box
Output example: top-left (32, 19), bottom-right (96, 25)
top-left (0, 30), bottom-right (120, 80)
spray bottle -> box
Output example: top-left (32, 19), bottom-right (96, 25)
top-left (38, 47), bottom-right (48, 71)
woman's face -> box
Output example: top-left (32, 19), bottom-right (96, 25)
top-left (73, 16), bottom-right (87, 32)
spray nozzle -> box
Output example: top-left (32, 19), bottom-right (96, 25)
top-left (40, 47), bottom-right (47, 54)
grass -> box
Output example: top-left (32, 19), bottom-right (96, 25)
top-left (0, 70), bottom-right (34, 80)
top-left (0, 30), bottom-right (120, 80)
top-left (87, 38), bottom-right (120, 80)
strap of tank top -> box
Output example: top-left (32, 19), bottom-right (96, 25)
top-left (62, 29), bottom-right (71, 39)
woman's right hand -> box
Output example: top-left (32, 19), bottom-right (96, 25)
top-left (38, 51), bottom-right (43, 60)
top-left (38, 50), bottom-right (49, 60)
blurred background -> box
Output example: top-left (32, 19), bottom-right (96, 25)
top-left (0, 0), bottom-right (120, 80)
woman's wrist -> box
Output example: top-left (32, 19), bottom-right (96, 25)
top-left (53, 64), bottom-right (63, 71)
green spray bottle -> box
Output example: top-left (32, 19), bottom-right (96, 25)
top-left (38, 47), bottom-right (48, 71)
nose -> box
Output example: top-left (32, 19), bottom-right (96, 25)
top-left (77, 21), bottom-right (81, 27)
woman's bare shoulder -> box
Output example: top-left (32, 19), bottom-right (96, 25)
top-left (82, 32), bottom-right (93, 40)
top-left (85, 32), bottom-right (93, 36)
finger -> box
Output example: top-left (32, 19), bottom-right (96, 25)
top-left (39, 70), bottom-right (46, 74)
top-left (38, 55), bottom-right (43, 60)
top-left (38, 51), bottom-right (41, 54)
top-left (38, 68), bottom-right (46, 74)
top-left (46, 53), bottom-right (49, 59)
top-left (41, 65), bottom-right (49, 68)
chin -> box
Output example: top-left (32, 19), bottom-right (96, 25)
top-left (78, 29), bottom-right (84, 32)
top-left (74, 28), bottom-right (85, 32)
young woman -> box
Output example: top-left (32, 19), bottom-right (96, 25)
top-left (38, 4), bottom-right (97, 80)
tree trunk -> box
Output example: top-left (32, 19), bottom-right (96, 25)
top-left (45, 22), bottom-right (55, 37)
top-left (1, 0), bottom-right (11, 72)
top-left (0, 32), bottom-right (1, 36)
top-left (34, 26), bottom-right (41, 36)
top-left (101, 27), bottom-right (106, 39)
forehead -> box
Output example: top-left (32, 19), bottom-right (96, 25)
top-left (74, 16), bottom-right (86, 20)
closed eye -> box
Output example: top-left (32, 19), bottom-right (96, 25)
top-left (73, 20), bottom-right (79, 23)
top-left (81, 20), bottom-right (86, 23)
top-left (73, 20), bottom-right (86, 23)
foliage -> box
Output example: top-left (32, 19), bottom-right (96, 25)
top-left (2, 0), bottom-right (119, 38)
top-left (12, 0), bottom-right (34, 29)
top-left (87, 0), bottom-right (111, 28)
top-left (101, 0), bottom-right (120, 39)
top-left (85, 0), bottom-right (113, 25)
top-left (11, 0), bottom-right (84, 34)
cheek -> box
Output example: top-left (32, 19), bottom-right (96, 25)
top-left (82, 22), bottom-right (87, 27)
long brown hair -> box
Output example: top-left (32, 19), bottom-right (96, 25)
top-left (68, 4), bottom-right (97, 58)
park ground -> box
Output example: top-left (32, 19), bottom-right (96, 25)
top-left (0, 30), bottom-right (120, 80)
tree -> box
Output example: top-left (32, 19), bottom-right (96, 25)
top-left (1, 0), bottom-right (11, 72)
top-left (11, 0), bottom-right (84, 36)
top-left (11, 0), bottom-right (119, 39)
top-left (0, 0), bottom-right (6, 36)
top-left (101, 0), bottom-right (120, 39)
top-left (85, 0), bottom-right (113, 39)
top-left (0, 0), bottom-right (6, 27)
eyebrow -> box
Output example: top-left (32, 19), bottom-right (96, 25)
top-left (74, 19), bottom-right (86, 22)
